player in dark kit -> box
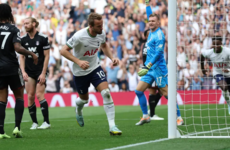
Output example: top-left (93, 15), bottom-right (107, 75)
top-left (142, 29), bottom-right (164, 121)
top-left (0, 4), bottom-right (38, 139)
top-left (20, 17), bottom-right (51, 130)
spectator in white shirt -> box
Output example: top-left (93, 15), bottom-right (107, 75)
top-left (109, 81), bottom-right (119, 92)
top-left (180, 63), bottom-right (195, 81)
top-left (189, 55), bottom-right (198, 72)
top-left (177, 46), bottom-right (187, 68)
top-left (127, 64), bottom-right (139, 91)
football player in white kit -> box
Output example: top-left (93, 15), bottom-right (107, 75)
top-left (60, 13), bottom-right (122, 135)
top-left (201, 36), bottom-right (230, 114)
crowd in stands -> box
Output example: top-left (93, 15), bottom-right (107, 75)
top-left (177, 0), bottom-right (230, 91)
top-left (3, 0), bottom-right (227, 93)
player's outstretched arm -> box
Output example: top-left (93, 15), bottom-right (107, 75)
top-left (146, 0), bottom-right (152, 21)
top-left (14, 43), bottom-right (38, 65)
top-left (60, 45), bottom-right (89, 70)
top-left (100, 43), bottom-right (119, 66)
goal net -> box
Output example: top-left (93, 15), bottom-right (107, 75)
top-left (175, 0), bottom-right (230, 138)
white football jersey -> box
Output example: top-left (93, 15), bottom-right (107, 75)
top-left (66, 27), bottom-right (106, 76)
top-left (201, 46), bottom-right (230, 77)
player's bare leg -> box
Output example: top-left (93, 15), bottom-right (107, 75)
top-left (159, 85), bottom-right (184, 125)
top-left (0, 87), bottom-right (10, 139)
top-left (135, 81), bottom-right (151, 125)
top-left (96, 81), bottom-right (122, 135)
top-left (217, 80), bottom-right (230, 114)
top-left (25, 77), bottom-right (39, 129)
top-left (75, 93), bottom-right (89, 127)
top-left (12, 87), bottom-right (24, 138)
top-left (148, 88), bottom-right (164, 120)
top-left (36, 83), bottom-right (50, 129)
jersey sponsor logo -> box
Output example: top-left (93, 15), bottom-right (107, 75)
top-left (214, 63), bottom-right (227, 68)
top-left (83, 48), bottom-right (98, 56)
top-left (28, 47), bottom-right (37, 52)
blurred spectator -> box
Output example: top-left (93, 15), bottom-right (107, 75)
top-left (127, 64), bottom-right (138, 91)
top-left (117, 62), bottom-right (128, 89)
top-left (177, 46), bottom-right (186, 68)
top-left (202, 70), bottom-right (213, 90)
top-left (61, 61), bottom-right (72, 81)
top-left (61, 81), bottom-right (73, 93)
top-left (180, 63), bottom-right (195, 81)
top-left (109, 81), bottom-right (119, 92)
top-left (106, 62), bottom-right (120, 84)
top-left (189, 55), bottom-right (198, 72)
top-left (191, 75), bottom-right (202, 90)
top-left (46, 74), bottom-right (57, 93)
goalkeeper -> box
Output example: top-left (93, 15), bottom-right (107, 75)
top-left (135, 0), bottom-right (184, 126)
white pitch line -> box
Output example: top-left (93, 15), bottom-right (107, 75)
top-left (104, 138), bottom-right (171, 150)
top-left (5, 120), bottom-right (30, 124)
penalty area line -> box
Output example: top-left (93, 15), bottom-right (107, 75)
top-left (104, 138), bottom-right (171, 150)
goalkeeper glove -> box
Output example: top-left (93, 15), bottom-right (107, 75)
top-left (145, 0), bottom-right (150, 5)
top-left (138, 63), bottom-right (152, 77)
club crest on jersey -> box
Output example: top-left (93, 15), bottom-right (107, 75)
top-left (83, 48), bottom-right (98, 56)
top-left (36, 41), bottom-right (39, 45)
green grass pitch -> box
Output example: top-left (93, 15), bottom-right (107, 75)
top-left (2, 105), bottom-right (230, 150)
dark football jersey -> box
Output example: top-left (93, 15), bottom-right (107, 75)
top-left (21, 32), bottom-right (50, 74)
top-left (0, 23), bottom-right (21, 76)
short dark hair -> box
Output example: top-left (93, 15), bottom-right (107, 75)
top-left (88, 13), bottom-right (102, 26)
top-left (144, 29), bottom-right (150, 38)
top-left (149, 13), bottom-right (160, 20)
top-left (0, 4), bottom-right (15, 24)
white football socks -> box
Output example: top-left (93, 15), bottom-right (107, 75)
top-left (76, 97), bottom-right (88, 116)
top-left (101, 89), bottom-right (115, 129)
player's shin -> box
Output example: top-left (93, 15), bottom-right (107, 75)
top-left (14, 98), bottom-right (24, 130)
top-left (165, 95), bottom-right (181, 117)
top-left (101, 89), bottom-right (115, 128)
top-left (76, 97), bottom-right (88, 116)
top-left (149, 93), bottom-right (161, 117)
top-left (39, 99), bottom-right (50, 124)
top-left (28, 102), bottom-right (38, 124)
top-left (135, 90), bottom-right (148, 118)
top-left (0, 101), bottom-right (6, 134)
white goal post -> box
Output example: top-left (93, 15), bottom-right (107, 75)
top-left (168, 0), bottom-right (230, 138)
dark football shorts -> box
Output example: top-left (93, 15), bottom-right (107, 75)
top-left (73, 66), bottom-right (107, 95)
top-left (27, 71), bottom-right (48, 87)
top-left (0, 69), bottom-right (25, 90)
